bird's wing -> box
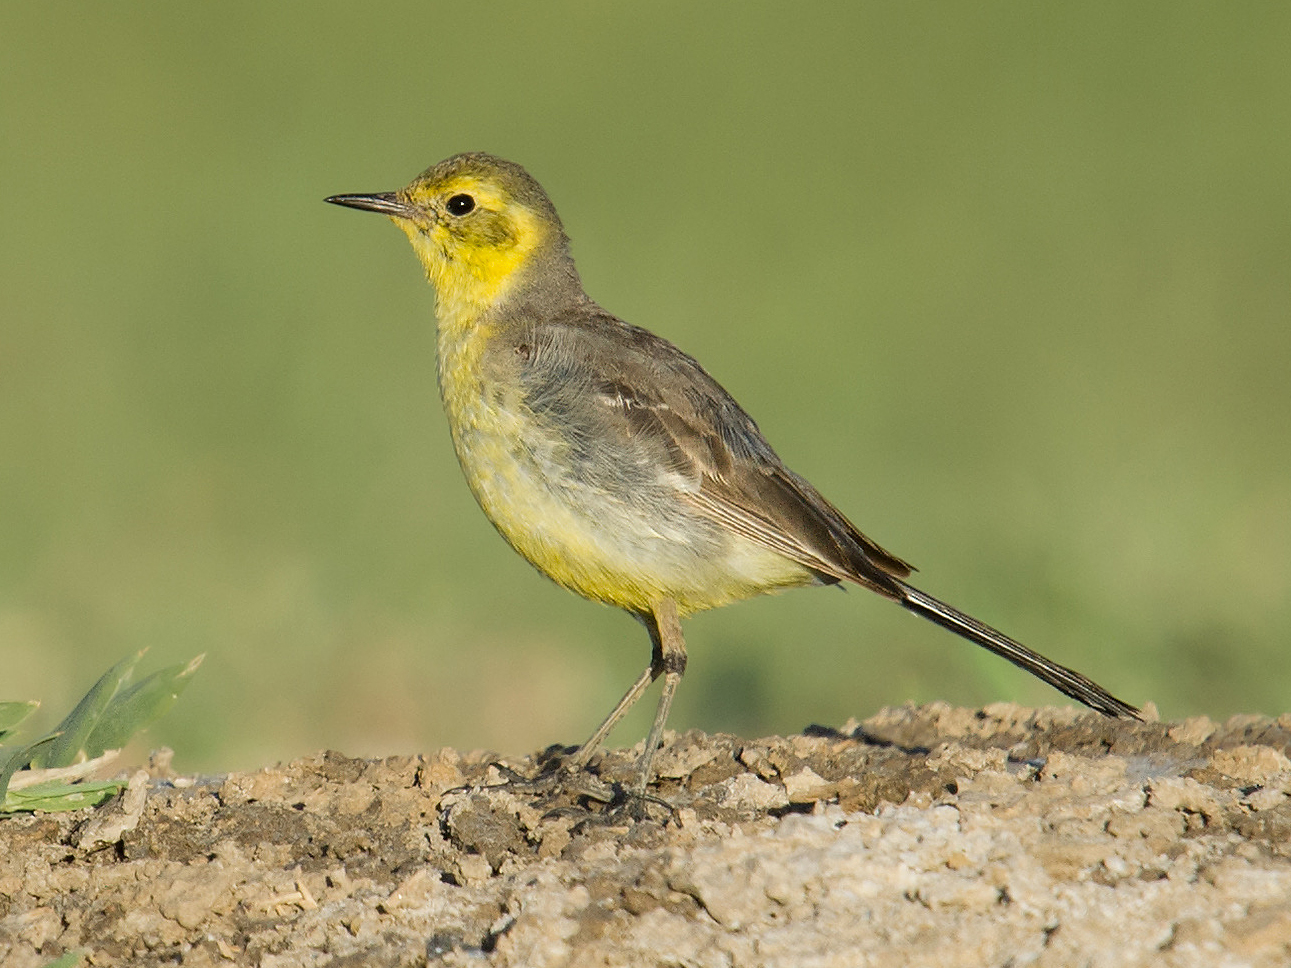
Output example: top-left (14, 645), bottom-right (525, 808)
top-left (520, 309), bottom-right (914, 595)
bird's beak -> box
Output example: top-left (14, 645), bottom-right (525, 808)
top-left (324, 192), bottom-right (421, 219)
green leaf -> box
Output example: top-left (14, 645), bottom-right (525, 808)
top-left (2, 779), bottom-right (126, 814)
top-left (28, 651), bottom-right (144, 770)
top-left (0, 700), bottom-right (39, 740)
top-left (39, 949), bottom-right (86, 968)
top-left (0, 733), bottom-right (61, 804)
top-left (2, 653), bottom-right (202, 812)
top-left (84, 654), bottom-right (205, 758)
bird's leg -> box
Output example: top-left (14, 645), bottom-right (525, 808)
top-left (567, 599), bottom-right (687, 796)
top-left (477, 629), bottom-right (657, 803)
top-left (477, 612), bottom-right (662, 803)
top-left (632, 599), bottom-right (686, 795)
top-left (566, 613), bottom-right (664, 771)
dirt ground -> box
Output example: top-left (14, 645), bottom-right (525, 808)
top-left (3, 702), bottom-right (1291, 967)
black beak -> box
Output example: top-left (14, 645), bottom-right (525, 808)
top-left (324, 192), bottom-right (419, 218)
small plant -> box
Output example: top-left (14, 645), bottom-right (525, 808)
top-left (0, 651), bottom-right (202, 814)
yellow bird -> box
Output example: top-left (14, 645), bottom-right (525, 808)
top-left (327, 153), bottom-right (1138, 791)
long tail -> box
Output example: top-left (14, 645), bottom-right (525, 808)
top-left (894, 580), bottom-right (1140, 720)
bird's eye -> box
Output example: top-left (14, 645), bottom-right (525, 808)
top-left (446, 194), bottom-right (476, 216)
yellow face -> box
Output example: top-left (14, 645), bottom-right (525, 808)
top-left (390, 170), bottom-right (552, 329)
top-left (328, 153), bottom-right (569, 332)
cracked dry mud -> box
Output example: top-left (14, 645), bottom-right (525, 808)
top-left (4, 703), bottom-right (1291, 967)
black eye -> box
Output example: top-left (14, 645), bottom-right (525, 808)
top-left (446, 193), bottom-right (475, 216)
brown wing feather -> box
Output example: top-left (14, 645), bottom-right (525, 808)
top-left (542, 311), bottom-right (915, 597)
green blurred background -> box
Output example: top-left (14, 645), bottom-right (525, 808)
top-left (2, 4), bottom-right (1288, 772)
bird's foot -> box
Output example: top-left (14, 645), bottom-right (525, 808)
top-left (458, 747), bottom-right (677, 824)
top-left (477, 757), bottom-right (618, 807)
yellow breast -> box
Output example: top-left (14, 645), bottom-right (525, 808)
top-left (434, 321), bottom-right (813, 616)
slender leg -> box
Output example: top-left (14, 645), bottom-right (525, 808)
top-left (633, 599), bottom-right (686, 794)
top-left (567, 599), bottom-right (688, 796)
top-left (568, 670), bottom-right (654, 769)
top-left (566, 609), bottom-right (664, 768)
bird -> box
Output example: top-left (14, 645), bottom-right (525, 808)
top-left (326, 152), bottom-right (1139, 792)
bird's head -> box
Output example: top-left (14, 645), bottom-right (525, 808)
top-left (328, 152), bottom-right (572, 326)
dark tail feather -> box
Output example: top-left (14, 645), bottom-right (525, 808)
top-left (895, 580), bottom-right (1140, 720)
